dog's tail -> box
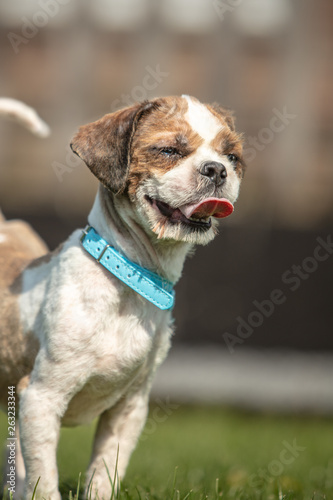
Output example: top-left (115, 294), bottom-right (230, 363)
top-left (0, 98), bottom-right (50, 138)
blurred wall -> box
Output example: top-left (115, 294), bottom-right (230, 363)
top-left (0, 0), bottom-right (332, 350)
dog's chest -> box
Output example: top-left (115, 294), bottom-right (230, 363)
top-left (61, 301), bottom-right (172, 426)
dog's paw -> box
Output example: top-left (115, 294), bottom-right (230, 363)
top-left (85, 473), bottom-right (120, 500)
top-left (24, 484), bottom-right (61, 500)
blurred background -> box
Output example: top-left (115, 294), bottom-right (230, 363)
top-left (0, 0), bottom-right (332, 412)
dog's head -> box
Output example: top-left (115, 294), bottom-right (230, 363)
top-left (71, 95), bottom-right (245, 245)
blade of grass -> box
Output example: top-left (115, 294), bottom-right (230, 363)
top-left (103, 459), bottom-right (113, 499)
top-left (215, 478), bottom-right (219, 499)
top-left (112, 445), bottom-right (120, 500)
top-left (171, 466), bottom-right (178, 499)
top-left (76, 472), bottom-right (81, 500)
top-left (31, 477), bottom-right (41, 500)
top-left (87, 469), bottom-right (96, 500)
top-left (135, 485), bottom-right (142, 500)
top-left (103, 444), bottom-right (120, 500)
top-left (182, 490), bottom-right (193, 500)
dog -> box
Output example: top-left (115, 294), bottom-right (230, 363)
top-left (0, 95), bottom-right (245, 500)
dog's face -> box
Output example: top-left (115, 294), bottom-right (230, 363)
top-left (71, 95), bottom-right (245, 245)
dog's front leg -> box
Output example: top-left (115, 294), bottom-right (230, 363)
top-left (18, 362), bottom-right (78, 500)
top-left (19, 382), bottom-right (63, 500)
top-left (85, 390), bottom-right (149, 499)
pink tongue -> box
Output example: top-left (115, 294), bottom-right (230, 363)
top-left (181, 197), bottom-right (234, 219)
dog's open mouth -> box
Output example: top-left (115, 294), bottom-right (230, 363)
top-left (146, 196), bottom-right (234, 230)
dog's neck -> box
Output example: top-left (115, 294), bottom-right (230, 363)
top-left (87, 185), bottom-right (192, 284)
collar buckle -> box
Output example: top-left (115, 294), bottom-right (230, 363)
top-left (97, 243), bottom-right (111, 262)
top-left (80, 224), bottom-right (92, 243)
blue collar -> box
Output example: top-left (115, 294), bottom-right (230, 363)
top-left (80, 226), bottom-right (175, 310)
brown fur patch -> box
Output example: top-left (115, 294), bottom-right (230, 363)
top-left (0, 220), bottom-right (46, 409)
top-left (17, 374), bottom-right (31, 395)
top-left (0, 278), bottom-right (40, 410)
top-left (206, 102), bottom-right (236, 131)
top-left (0, 220), bottom-right (48, 288)
top-left (210, 129), bottom-right (245, 178)
top-left (128, 96), bottom-right (204, 197)
top-left (70, 102), bottom-right (157, 194)
top-left (210, 128), bottom-right (243, 155)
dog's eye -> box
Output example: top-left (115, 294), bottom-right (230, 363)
top-left (227, 153), bottom-right (238, 164)
top-left (160, 147), bottom-right (181, 157)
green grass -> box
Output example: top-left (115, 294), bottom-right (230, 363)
top-left (1, 405), bottom-right (333, 499)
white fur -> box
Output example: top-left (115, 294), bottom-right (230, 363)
top-left (0, 98), bottom-right (50, 137)
top-left (183, 95), bottom-right (223, 142)
top-left (157, 146), bottom-right (240, 205)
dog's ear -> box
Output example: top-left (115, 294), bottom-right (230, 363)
top-left (70, 101), bottom-right (155, 194)
top-left (208, 103), bottom-right (236, 131)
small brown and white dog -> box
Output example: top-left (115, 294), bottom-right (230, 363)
top-left (0, 96), bottom-right (245, 499)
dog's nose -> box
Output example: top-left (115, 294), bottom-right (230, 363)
top-left (200, 161), bottom-right (227, 186)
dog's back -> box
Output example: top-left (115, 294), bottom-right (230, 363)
top-left (0, 215), bottom-right (48, 286)
top-left (0, 216), bottom-right (48, 409)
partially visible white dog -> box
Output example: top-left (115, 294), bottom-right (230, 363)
top-left (0, 96), bottom-right (245, 499)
